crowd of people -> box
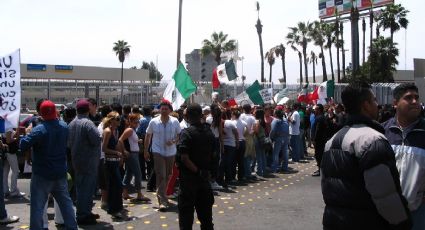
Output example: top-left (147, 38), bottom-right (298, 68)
top-left (0, 82), bottom-right (424, 229)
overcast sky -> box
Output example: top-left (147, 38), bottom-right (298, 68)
top-left (1, 0), bottom-right (423, 84)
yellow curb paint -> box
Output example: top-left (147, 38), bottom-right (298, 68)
top-left (272, 190), bottom-right (276, 192)
top-left (243, 188), bottom-right (247, 190)
top-left (257, 189), bottom-right (261, 192)
top-left (278, 187), bottom-right (283, 190)
top-left (257, 196), bottom-right (261, 199)
top-left (240, 202), bottom-right (245, 205)
top-left (218, 211), bottom-right (224, 214)
top-left (160, 216), bottom-right (166, 219)
top-left (161, 224), bottom-right (168, 228)
top-left (249, 191), bottom-right (253, 194)
top-left (233, 197), bottom-right (239, 200)
top-left (241, 195), bottom-right (245, 198)
top-left (126, 225), bottom-right (134, 229)
top-left (142, 206), bottom-right (149, 209)
top-left (128, 204), bottom-right (135, 207)
top-left (127, 211), bottom-right (132, 215)
top-left (213, 204), bottom-right (218, 208)
top-left (19, 226), bottom-right (29, 229)
top-left (228, 206), bottom-right (234, 210)
top-left (296, 180), bottom-right (300, 182)
top-left (284, 185), bottom-right (289, 187)
top-left (224, 201), bottom-right (229, 204)
top-left (248, 199), bottom-right (253, 202)
top-left (290, 182), bottom-right (294, 185)
top-left (144, 220), bottom-right (151, 224)
top-left (276, 181), bottom-right (280, 184)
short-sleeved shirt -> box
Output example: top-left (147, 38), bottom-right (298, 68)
top-left (205, 115), bottom-right (219, 138)
top-left (289, 111), bottom-right (300, 135)
top-left (234, 119), bottom-right (247, 141)
top-left (177, 123), bottom-right (215, 175)
top-left (241, 113), bottom-right (256, 134)
top-left (146, 116), bottom-right (181, 157)
top-left (223, 120), bottom-right (237, 147)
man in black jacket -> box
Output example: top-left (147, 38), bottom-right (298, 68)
top-left (177, 103), bottom-right (215, 230)
top-left (321, 82), bottom-right (411, 230)
top-left (311, 104), bottom-right (327, 177)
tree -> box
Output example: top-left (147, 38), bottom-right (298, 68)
top-left (291, 45), bottom-right (303, 86)
top-left (287, 21), bottom-right (313, 84)
top-left (376, 4), bottom-right (409, 43)
top-left (265, 49), bottom-right (276, 82)
top-left (274, 44), bottom-right (287, 85)
top-left (344, 36), bottom-right (398, 83)
top-left (112, 40), bottom-right (131, 104)
top-left (141, 61), bottom-right (163, 81)
top-left (340, 22), bottom-right (346, 80)
top-left (201, 31), bottom-right (236, 65)
top-left (310, 21), bottom-right (328, 81)
top-left (323, 23), bottom-right (336, 81)
top-left (334, 21), bottom-right (341, 82)
top-left (255, 2), bottom-right (265, 83)
top-left (309, 51), bottom-right (318, 83)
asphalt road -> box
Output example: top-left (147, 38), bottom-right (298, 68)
top-left (4, 154), bottom-right (324, 230)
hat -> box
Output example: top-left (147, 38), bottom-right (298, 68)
top-left (40, 100), bottom-right (57, 120)
top-left (76, 99), bottom-right (90, 110)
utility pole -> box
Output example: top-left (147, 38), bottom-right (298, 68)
top-left (176, 0), bottom-right (183, 68)
top-left (350, 5), bottom-right (360, 74)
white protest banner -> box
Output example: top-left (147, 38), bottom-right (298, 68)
top-left (259, 88), bottom-right (273, 104)
top-left (0, 50), bottom-right (21, 131)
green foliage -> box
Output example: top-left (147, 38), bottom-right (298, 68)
top-left (112, 40), bottom-right (131, 63)
top-left (139, 61), bottom-right (163, 81)
top-left (343, 36), bottom-right (398, 84)
top-left (201, 31), bottom-right (236, 64)
top-left (376, 4), bottom-right (409, 41)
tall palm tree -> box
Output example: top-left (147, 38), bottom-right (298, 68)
top-left (265, 49), bottom-right (276, 82)
top-left (201, 31), bottom-right (236, 64)
top-left (309, 51), bottom-right (318, 83)
top-left (309, 21), bottom-right (328, 81)
top-left (323, 23), bottom-right (336, 81)
top-left (340, 21), bottom-right (346, 80)
top-left (377, 4), bottom-right (409, 43)
top-left (362, 18), bottom-right (366, 64)
top-left (113, 40), bottom-right (131, 104)
top-left (274, 44), bottom-right (287, 84)
top-left (255, 2), bottom-right (265, 82)
top-left (334, 21), bottom-right (341, 83)
top-left (287, 21), bottom-right (313, 84)
top-left (291, 45), bottom-right (303, 86)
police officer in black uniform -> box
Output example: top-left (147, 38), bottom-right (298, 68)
top-left (177, 103), bottom-right (215, 230)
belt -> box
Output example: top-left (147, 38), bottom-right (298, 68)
top-left (106, 158), bottom-right (120, 162)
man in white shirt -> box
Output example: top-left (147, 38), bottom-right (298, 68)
top-left (144, 101), bottom-right (181, 211)
top-left (240, 104), bottom-right (256, 179)
top-left (288, 103), bottom-right (301, 162)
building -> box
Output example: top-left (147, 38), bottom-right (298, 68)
top-left (185, 49), bottom-right (217, 82)
top-left (20, 64), bottom-right (151, 108)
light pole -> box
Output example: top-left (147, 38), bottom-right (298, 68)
top-left (177, 0), bottom-right (183, 68)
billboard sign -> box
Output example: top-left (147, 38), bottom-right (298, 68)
top-left (319, 0), bottom-right (394, 19)
top-left (27, 64), bottom-right (46, 71)
top-left (55, 65), bottom-right (73, 73)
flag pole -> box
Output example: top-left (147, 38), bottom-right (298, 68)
top-left (176, 0), bottom-right (183, 68)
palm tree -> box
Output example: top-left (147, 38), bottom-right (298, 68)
top-left (291, 45), bottom-right (303, 86)
top-left (255, 2), bottom-right (265, 82)
top-left (368, 36), bottom-right (399, 82)
top-left (323, 23), bottom-right (336, 81)
top-left (274, 44), bottom-right (287, 84)
top-left (309, 51), bottom-right (318, 83)
top-left (201, 31), bottom-right (236, 65)
top-left (339, 22), bottom-right (346, 80)
top-left (287, 22), bottom-right (313, 84)
top-left (265, 49), bottom-right (276, 82)
top-left (113, 40), bottom-right (131, 104)
top-left (334, 21), bottom-right (341, 83)
top-left (377, 4), bottom-right (409, 43)
top-left (309, 21), bottom-right (328, 81)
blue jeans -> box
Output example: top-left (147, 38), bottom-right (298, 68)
top-left (280, 138), bottom-right (289, 171)
top-left (272, 139), bottom-right (283, 172)
top-left (0, 158), bottom-right (7, 219)
top-left (74, 172), bottom-right (97, 219)
top-left (106, 161), bottom-right (123, 214)
top-left (30, 174), bottom-right (77, 230)
top-left (412, 202), bottom-right (425, 230)
top-left (218, 145), bottom-right (236, 184)
top-left (123, 152), bottom-right (142, 190)
top-left (254, 139), bottom-right (267, 176)
top-left (290, 135), bottom-right (300, 162)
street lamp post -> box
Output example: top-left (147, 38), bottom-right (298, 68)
top-left (177, 0), bottom-right (183, 68)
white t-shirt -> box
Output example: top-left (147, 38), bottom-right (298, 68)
top-left (128, 129), bottom-right (140, 152)
top-left (289, 111), bottom-right (300, 135)
top-left (223, 120), bottom-right (237, 147)
top-left (146, 116), bottom-right (181, 157)
top-left (240, 113), bottom-right (256, 134)
top-left (97, 123), bottom-right (105, 159)
top-left (234, 119), bottom-right (247, 141)
top-left (205, 115), bottom-right (219, 138)
top-left (180, 119), bottom-right (189, 130)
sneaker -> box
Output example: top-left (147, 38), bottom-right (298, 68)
top-left (158, 204), bottom-right (167, 212)
top-left (312, 170), bottom-right (321, 177)
top-left (0, 216), bottom-right (19, 225)
top-left (111, 212), bottom-right (126, 220)
top-left (210, 181), bottom-right (223, 190)
top-left (9, 192), bottom-right (25, 198)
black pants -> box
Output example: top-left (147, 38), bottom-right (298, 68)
top-left (146, 154), bottom-right (156, 191)
top-left (234, 140), bottom-right (246, 180)
top-left (210, 138), bottom-right (220, 181)
top-left (314, 142), bottom-right (325, 168)
top-left (178, 175), bottom-right (214, 230)
top-left (105, 160), bottom-right (123, 214)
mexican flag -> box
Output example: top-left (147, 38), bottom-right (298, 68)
top-left (318, 80), bottom-right (335, 104)
top-left (212, 59), bottom-right (238, 89)
top-left (244, 80), bottom-right (273, 105)
top-left (163, 63), bottom-right (197, 110)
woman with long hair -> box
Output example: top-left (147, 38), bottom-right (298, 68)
top-left (102, 112), bottom-right (126, 219)
top-left (119, 114), bottom-right (150, 202)
top-left (254, 108), bottom-right (267, 177)
top-left (206, 104), bottom-right (224, 190)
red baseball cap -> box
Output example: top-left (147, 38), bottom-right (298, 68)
top-left (40, 100), bottom-right (57, 121)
